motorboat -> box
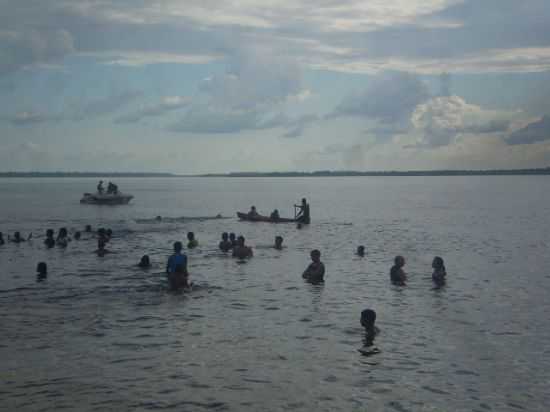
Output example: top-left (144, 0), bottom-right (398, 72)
top-left (80, 192), bottom-right (134, 205)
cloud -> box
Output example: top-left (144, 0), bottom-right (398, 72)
top-left (74, 91), bottom-right (143, 119)
top-left (506, 115), bottom-right (550, 145)
top-left (410, 96), bottom-right (511, 147)
top-left (331, 72), bottom-right (430, 125)
top-left (0, 29), bottom-right (74, 75)
top-left (115, 96), bottom-right (191, 123)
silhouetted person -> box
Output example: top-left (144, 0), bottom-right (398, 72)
top-left (10, 231), bottom-right (29, 243)
top-left (390, 256), bottom-right (407, 285)
top-left (356, 245), bottom-right (365, 257)
top-left (270, 209), bottom-right (280, 221)
top-left (44, 229), bottom-right (55, 248)
top-left (138, 255), bottom-right (151, 268)
top-left (232, 235), bottom-right (253, 259)
top-left (74, 231), bottom-right (81, 240)
top-left (97, 180), bottom-right (104, 194)
top-left (229, 233), bottom-right (237, 248)
top-left (0, 232), bottom-right (4, 245)
top-left (274, 236), bottom-right (284, 250)
top-left (248, 206), bottom-right (259, 218)
top-left (295, 198), bottom-right (310, 224)
top-left (187, 232), bottom-right (198, 249)
top-left (36, 262), bottom-right (48, 279)
top-left (85, 224), bottom-right (92, 233)
top-left (95, 239), bottom-right (110, 256)
top-left (219, 232), bottom-right (232, 252)
top-left (302, 249), bottom-right (325, 284)
top-left (432, 256), bottom-right (446, 286)
top-left (360, 309), bottom-right (379, 347)
top-left (56, 227), bottom-right (70, 247)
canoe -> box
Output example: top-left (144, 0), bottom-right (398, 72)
top-left (80, 192), bottom-right (133, 205)
top-left (237, 212), bottom-right (296, 223)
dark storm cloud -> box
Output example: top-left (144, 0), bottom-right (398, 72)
top-left (506, 116), bottom-right (550, 145)
top-left (330, 72), bottom-right (430, 124)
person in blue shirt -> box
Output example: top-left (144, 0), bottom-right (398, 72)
top-left (166, 241), bottom-right (189, 290)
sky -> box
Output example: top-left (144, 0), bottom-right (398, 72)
top-left (1, 0), bottom-right (550, 173)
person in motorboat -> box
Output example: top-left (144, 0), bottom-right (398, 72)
top-left (295, 198), bottom-right (310, 224)
top-left (187, 232), bottom-right (198, 249)
top-left (248, 206), bottom-right (259, 218)
top-left (232, 235), bottom-right (253, 259)
top-left (166, 241), bottom-right (189, 290)
top-left (219, 232), bottom-right (232, 252)
top-left (302, 249), bottom-right (325, 284)
top-left (390, 256), bottom-right (407, 286)
top-left (270, 209), bottom-right (280, 221)
top-left (56, 227), bottom-right (70, 247)
top-left (274, 236), bottom-right (284, 250)
top-left (97, 180), bottom-right (104, 194)
top-left (138, 255), bottom-right (151, 268)
top-left (44, 229), bottom-right (55, 248)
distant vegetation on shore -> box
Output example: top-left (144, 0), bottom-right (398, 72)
top-left (1, 168), bottom-right (549, 178)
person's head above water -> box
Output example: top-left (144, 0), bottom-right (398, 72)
top-left (394, 255), bottom-right (405, 268)
top-left (310, 249), bottom-right (321, 262)
top-left (139, 255), bottom-right (151, 267)
top-left (357, 245), bottom-right (365, 256)
top-left (432, 256), bottom-right (445, 270)
top-left (58, 227), bottom-right (68, 237)
top-left (221, 232), bottom-right (229, 241)
top-left (36, 262), bottom-right (48, 276)
top-left (237, 235), bottom-right (245, 246)
top-left (187, 232), bottom-right (195, 241)
top-left (85, 224), bottom-right (92, 233)
top-left (361, 309), bottom-right (376, 329)
top-left (74, 231), bottom-right (81, 240)
top-left (302, 198), bottom-right (307, 205)
top-left (46, 229), bottom-right (54, 238)
top-left (229, 233), bottom-right (236, 241)
top-left (275, 236), bottom-right (283, 248)
top-left (173, 241), bottom-right (183, 253)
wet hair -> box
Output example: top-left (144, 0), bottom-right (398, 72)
top-left (432, 256), bottom-right (445, 270)
top-left (221, 232), bottom-right (229, 240)
top-left (310, 249), bottom-right (321, 259)
top-left (139, 255), bottom-right (151, 267)
top-left (74, 231), bottom-right (81, 240)
top-left (174, 241), bottom-right (183, 252)
top-left (394, 255), bottom-right (405, 267)
top-left (36, 262), bottom-right (48, 275)
top-left (187, 232), bottom-right (195, 241)
top-left (361, 309), bottom-right (376, 328)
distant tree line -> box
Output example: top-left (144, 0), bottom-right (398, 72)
top-left (0, 172), bottom-right (176, 178)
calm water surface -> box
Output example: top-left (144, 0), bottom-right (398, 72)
top-left (1, 177), bottom-right (549, 411)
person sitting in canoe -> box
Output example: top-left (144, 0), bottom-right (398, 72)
top-left (295, 198), bottom-right (310, 224)
top-left (97, 180), bottom-right (104, 194)
top-left (270, 209), bottom-right (280, 221)
top-left (248, 206), bottom-right (259, 218)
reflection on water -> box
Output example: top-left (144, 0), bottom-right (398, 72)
top-left (1, 176), bottom-right (550, 411)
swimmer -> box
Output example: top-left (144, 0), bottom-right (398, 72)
top-left (138, 255), bottom-right (151, 268)
top-left (229, 232), bottom-right (237, 248)
top-left (166, 241), bottom-right (189, 290)
top-left (155, 215), bottom-right (162, 221)
top-left (44, 229), bottom-right (55, 248)
top-left (94, 239), bottom-right (110, 256)
top-left (105, 229), bottom-right (113, 241)
top-left (187, 232), bottom-right (198, 249)
top-left (360, 309), bottom-right (380, 347)
top-left (85, 224), bottom-right (92, 233)
top-left (432, 256), bottom-right (446, 285)
top-left (232, 235), bottom-right (253, 259)
top-left (302, 249), bottom-right (325, 284)
top-left (274, 236), bottom-right (284, 250)
top-left (390, 255), bottom-right (407, 285)
top-left (0, 232), bottom-right (4, 245)
top-left (10, 231), bottom-right (30, 243)
top-left (56, 227), bottom-right (70, 247)
top-left (219, 232), bottom-right (232, 252)
top-left (356, 245), bottom-right (365, 257)
top-left (296, 222), bottom-right (303, 230)
top-left (36, 262), bottom-right (48, 278)
top-left (74, 231), bottom-right (81, 240)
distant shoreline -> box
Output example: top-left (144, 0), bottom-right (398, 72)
top-left (0, 168), bottom-right (549, 178)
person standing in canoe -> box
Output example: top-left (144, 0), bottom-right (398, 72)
top-left (295, 198), bottom-right (310, 224)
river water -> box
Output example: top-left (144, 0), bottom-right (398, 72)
top-left (1, 176), bottom-right (549, 411)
